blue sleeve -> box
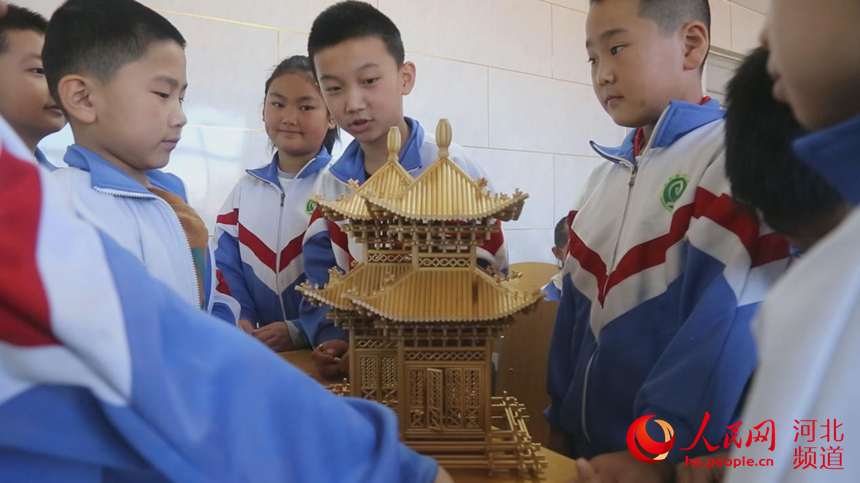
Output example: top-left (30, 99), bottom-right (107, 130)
top-left (298, 214), bottom-right (349, 346)
top-left (634, 192), bottom-right (789, 463)
top-left (205, 248), bottom-right (239, 325)
top-left (544, 274), bottom-right (577, 434)
top-left (212, 197), bottom-right (257, 323)
top-left (100, 232), bottom-right (438, 482)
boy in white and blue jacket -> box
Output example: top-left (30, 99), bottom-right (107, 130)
top-left (43, 0), bottom-right (237, 324)
top-left (0, 109), bottom-right (450, 483)
top-left (723, 2), bottom-right (860, 481)
top-left (0, 5), bottom-right (66, 171)
top-left (549, 1), bottom-right (790, 481)
top-left (302, 2), bottom-right (509, 378)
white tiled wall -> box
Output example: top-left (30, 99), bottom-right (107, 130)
top-left (30, 0), bottom-right (765, 264)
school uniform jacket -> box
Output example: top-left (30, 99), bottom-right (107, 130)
top-left (50, 145), bottom-right (239, 324)
top-left (546, 99), bottom-right (790, 462)
top-left (727, 112), bottom-right (860, 483)
top-left (212, 149), bottom-right (333, 346)
top-left (0, 116), bottom-right (438, 482)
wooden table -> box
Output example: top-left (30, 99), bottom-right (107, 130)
top-left (279, 350), bottom-right (577, 482)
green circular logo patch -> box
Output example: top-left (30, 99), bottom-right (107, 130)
top-left (660, 174), bottom-right (688, 211)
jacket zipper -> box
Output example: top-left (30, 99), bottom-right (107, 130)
top-left (93, 187), bottom-right (203, 310)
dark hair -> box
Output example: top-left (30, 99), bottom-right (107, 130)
top-left (0, 4), bottom-right (48, 54)
top-left (554, 217), bottom-right (569, 249)
top-left (308, 1), bottom-right (404, 76)
top-left (265, 55), bottom-right (338, 154)
top-left (43, 0), bottom-right (186, 108)
top-left (590, 0), bottom-right (711, 35)
top-left (724, 47), bottom-right (845, 236)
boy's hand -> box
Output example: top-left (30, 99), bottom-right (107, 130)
top-left (238, 318), bottom-right (255, 334)
top-left (570, 451), bottom-right (673, 483)
top-left (312, 340), bottom-right (349, 379)
top-left (252, 322), bottom-right (294, 352)
top-left (676, 452), bottom-right (729, 483)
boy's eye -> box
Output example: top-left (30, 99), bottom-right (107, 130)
top-left (362, 77), bottom-right (380, 86)
top-left (587, 58), bottom-right (596, 65)
top-left (272, 102), bottom-right (284, 108)
top-left (154, 92), bottom-right (170, 99)
top-left (29, 67), bottom-right (46, 76)
top-left (300, 105), bottom-right (315, 112)
top-left (610, 45), bottom-right (626, 55)
top-left (325, 86), bottom-right (342, 94)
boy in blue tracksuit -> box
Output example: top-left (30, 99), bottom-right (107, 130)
top-left (547, 1), bottom-right (790, 481)
top-left (721, 1), bottom-right (860, 481)
top-left (43, 0), bottom-right (237, 323)
top-left (301, 1), bottom-right (509, 378)
top-left (0, 108), bottom-right (451, 482)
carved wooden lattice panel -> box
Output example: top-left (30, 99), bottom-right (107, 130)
top-left (380, 355), bottom-right (398, 408)
top-left (359, 355), bottom-right (378, 401)
top-left (409, 368), bottom-right (425, 429)
top-left (426, 368), bottom-right (443, 431)
top-left (465, 368), bottom-right (482, 429)
top-left (404, 350), bottom-right (484, 362)
top-left (444, 368), bottom-right (464, 429)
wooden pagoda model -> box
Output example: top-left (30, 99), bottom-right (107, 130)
top-left (298, 120), bottom-right (546, 476)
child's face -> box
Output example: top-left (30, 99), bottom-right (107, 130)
top-left (586, 0), bottom-right (689, 128)
top-left (0, 30), bottom-right (66, 150)
top-left (766, 0), bottom-right (860, 130)
top-left (314, 36), bottom-right (414, 146)
top-left (84, 40), bottom-right (187, 172)
top-left (263, 72), bottom-right (335, 159)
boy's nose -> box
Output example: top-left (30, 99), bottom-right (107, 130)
top-left (172, 107), bottom-right (188, 128)
top-left (595, 65), bottom-right (614, 86)
top-left (345, 89), bottom-right (366, 113)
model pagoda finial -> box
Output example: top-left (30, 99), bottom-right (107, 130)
top-left (436, 118), bottom-right (452, 159)
top-left (387, 126), bottom-right (401, 164)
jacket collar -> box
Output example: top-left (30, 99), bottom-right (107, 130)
top-left (63, 144), bottom-right (184, 198)
top-left (590, 98), bottom-right (724, 165)
top-left (247, 147), bottom-right (332, 188)
top-left (329, 117), bottom-right (423, 184)
top-left (793, 113), bottom-right (860, 206)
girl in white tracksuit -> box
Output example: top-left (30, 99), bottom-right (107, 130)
top-left (212, 55), bottom-right (338, 352)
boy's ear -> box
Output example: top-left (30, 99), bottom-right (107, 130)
top-left (326, 114), bottom-right (337, 130)
top-left (681, 20), bottom-right (710, 71)
top-left (400, 61), bottom-right (416, 96)
top-left (57, 74), bottom-right (98, 125)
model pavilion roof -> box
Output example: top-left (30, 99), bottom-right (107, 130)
top-left (364, 156), bottom-right (527, 222)
top-left (345, 266), bottom-right (543, 324)
top-left (297, 262), bottom-right (412, 311)
top-left (312, 120), bottom-right (528, 223)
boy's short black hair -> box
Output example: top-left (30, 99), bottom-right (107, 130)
top-left (554, 217), bottom-right (570, 249)
top-left (307, 1), bottom-right (404, 74)
top-left (42, 0), bottom-right (186, 108)
top-left (0, 4), bottom-right (48, 54)
top-left (725, 48), bottom-right (845, 236)
top-left (590, 0), bottom-right (711, 35)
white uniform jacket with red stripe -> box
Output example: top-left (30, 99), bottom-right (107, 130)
top-left (0, 116), bottom-right (439, 482)
top-left (299, 118), bottom-right (509, 346)
top-left (212, 148), bottom-right (333, 345)
top-left (545, 99), bottom-right (791, 463)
